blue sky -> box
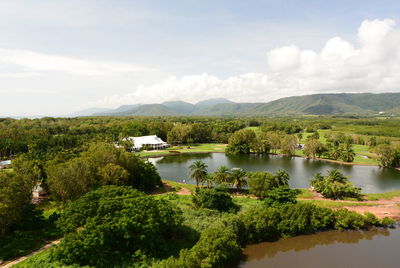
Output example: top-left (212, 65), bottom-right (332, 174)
top-left (1, 0), bottom-right (400, 116)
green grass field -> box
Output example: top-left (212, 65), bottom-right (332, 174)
top-left (137, 143), bottom-right (227, 157)
top-left (364, 191), bottom-right (400, 201)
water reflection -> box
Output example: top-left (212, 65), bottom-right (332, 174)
top-left (153, 153), bottom-right (400, 193)
top-left (239, 228), bottom-right (400, 268)
top-left (242, 229), bottom-right (390, 260)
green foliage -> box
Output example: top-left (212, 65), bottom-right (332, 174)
top-left (230, 168), bottom-right (248, 190)
top-left (375, 144), bottom-right (400, 168)
top-left (53, 186), bottom-right (184, 267)
top-left (212, 165), bottom-right (231, 186)
top-left (47, 142), bottom-right (161, 202)
top-left (226, 129), bottom-right (256, 155)
top-left (263, 186), bottom-right (298, 207)
top-left (311, 169), bottom-right (362, 200)
top-left (0, 172), bottom-right (34, 237)
top-left (158, 227), bottom-right (241, 268)
top-left (303, 139), bottom-right (326, 158)
top-left (280, 135), bottom-right (297, 156)
top-left (189, 160), bottom-right (208, 187)
top-left (192, 188), bottom-right (238, 212)
top-left (0, 208), bottom-right (60, 261)
top-left (248, 172), bottom-right (275, 199)
top-left (247, 170), bottom-right (289, 199)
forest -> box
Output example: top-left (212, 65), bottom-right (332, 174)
top-left (1, 115), bottom-right (400, 267)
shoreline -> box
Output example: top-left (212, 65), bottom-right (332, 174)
top-left (139, 149), bottom-right (382, 168)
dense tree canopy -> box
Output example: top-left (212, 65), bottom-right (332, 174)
top-left (47, 142), bottom-right (161, 202)
top-left (53, 186), bottom-right (184, 267)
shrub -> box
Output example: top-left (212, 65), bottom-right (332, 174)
top-left (263, 186), bottom-right (298, 207)
top-left (239, 207), bottom-right (281, 244)
top-left (334, 209), bottom-right (368, 230)
top-left (311, 169), bottom-right (361, 200)
top-left (158, 227), bottom-right (241, 268)
top-left (192, 188), bottom-right (238, 212)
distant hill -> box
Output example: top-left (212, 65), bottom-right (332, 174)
top-left (244, 93), bottom-right (400, 116)
top-left (162, 101), bottom-right (195, 114)
top-left (81, 93), bottom-right (400, 117)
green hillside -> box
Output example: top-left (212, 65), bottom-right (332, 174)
top-left (86, 93), bottom-right (400, 117)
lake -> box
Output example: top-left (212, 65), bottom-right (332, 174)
top-left (239, 227), bottom-right (400, 268)
top-left (150, 153), bottom-right (400, 193)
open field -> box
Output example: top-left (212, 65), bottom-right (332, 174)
top-left (137, 143), bottom-right (227, 157)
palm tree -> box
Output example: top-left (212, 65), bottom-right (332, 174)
top-left (202, 174), bottom-right (214, 188)
top-left (230, 168), bottom-right (248, 190)
top-left (274, 169), bottom-right (290, 186)
top-left (340, 143), bottom-right (355, 162)
top-left (189, 161), bottom-right (208, 188)
top-left (328, 143), bottom-right (342, 160)
top-left (327, 169), bottom-right (347, 183)
top-left (213, 165), bottom-right (231, 186)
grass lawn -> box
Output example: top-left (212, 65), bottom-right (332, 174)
top-left (137, 143), bottom-right (227, 157)
top-left (364, 191), bottom-right (400, 201)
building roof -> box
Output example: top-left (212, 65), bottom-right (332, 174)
top-left (128, 135), bottom-right (167, 148)
top-left (0, 160), bottom-right (11, 166)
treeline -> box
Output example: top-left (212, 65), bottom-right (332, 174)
top-left (225, 128), bottom-right (358, 163)
top-left (0, 117), bottom-right (250, 159)
top-left (0, 142), bottom-right (161, 241)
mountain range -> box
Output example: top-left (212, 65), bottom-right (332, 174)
top-left (74, 93), bottom-right (400, 117)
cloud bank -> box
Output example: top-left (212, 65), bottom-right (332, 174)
top-left (0, 48), bottom-right (155, 76)
top-left (86, 18), bottom-right (400, 109)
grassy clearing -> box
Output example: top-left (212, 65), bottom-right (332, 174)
top-left (364, 191), bottom-right (400, 201)
top-left (137, 143), bottom-right (227, 157)
top-left (296, 188), bottom-right (314, 199)
top-left (162, 179), bottom-right (197, 193)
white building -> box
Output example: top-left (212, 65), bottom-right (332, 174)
top-left (126, 135), bottom-right (169, 151)
top-left (0, 160), bottom-right (11, 169)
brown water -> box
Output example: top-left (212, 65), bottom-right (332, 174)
top-left (239, 227), bottom-right (400, 268)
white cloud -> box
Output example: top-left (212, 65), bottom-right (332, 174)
top-left (78, 18), bottom-right (400, 109)
top-left (0, 48), bottom-right (155, 76)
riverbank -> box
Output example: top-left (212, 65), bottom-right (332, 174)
top-left (159, 180), bottom-right (400, 220)
top-left (137, 143), bottom-right (380, 167)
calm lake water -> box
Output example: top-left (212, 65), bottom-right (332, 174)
top-left (150, 153), bottom-right (400, 193)
top-left (239, 227), bottom-right (400, 268)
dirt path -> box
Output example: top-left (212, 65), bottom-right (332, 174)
top-left (299, 191), bottom-right (400, 220)
top-left (1, 239), bottom-right (61, 268)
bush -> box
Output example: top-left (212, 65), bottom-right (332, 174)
top-left (263, 186), bottom-right (298, 207)
top-left (52, 186), bottom-right (183, 267)
top-left (248, 172), bottom-right (275, 199)
top-left (334, 209), bottom-right (369, 230)
top-left (158, 227), bottom-right (241, 268)
top-left (192, 188), bottom-right (238, 212)
top-left (311, 169), bottom-right (361, 200)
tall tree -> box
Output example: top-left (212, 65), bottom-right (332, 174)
top-left (189, 161), bottom-right (208, 188)
top-left (230, 168), bottom-right (248, 190)
top-left (339, 143), bottom-right (355, 162)
top-left (212, 165), bottom-right (231, 186)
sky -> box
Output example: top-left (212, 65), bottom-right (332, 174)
top-left (1, 0), bottom-right (400, 116)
